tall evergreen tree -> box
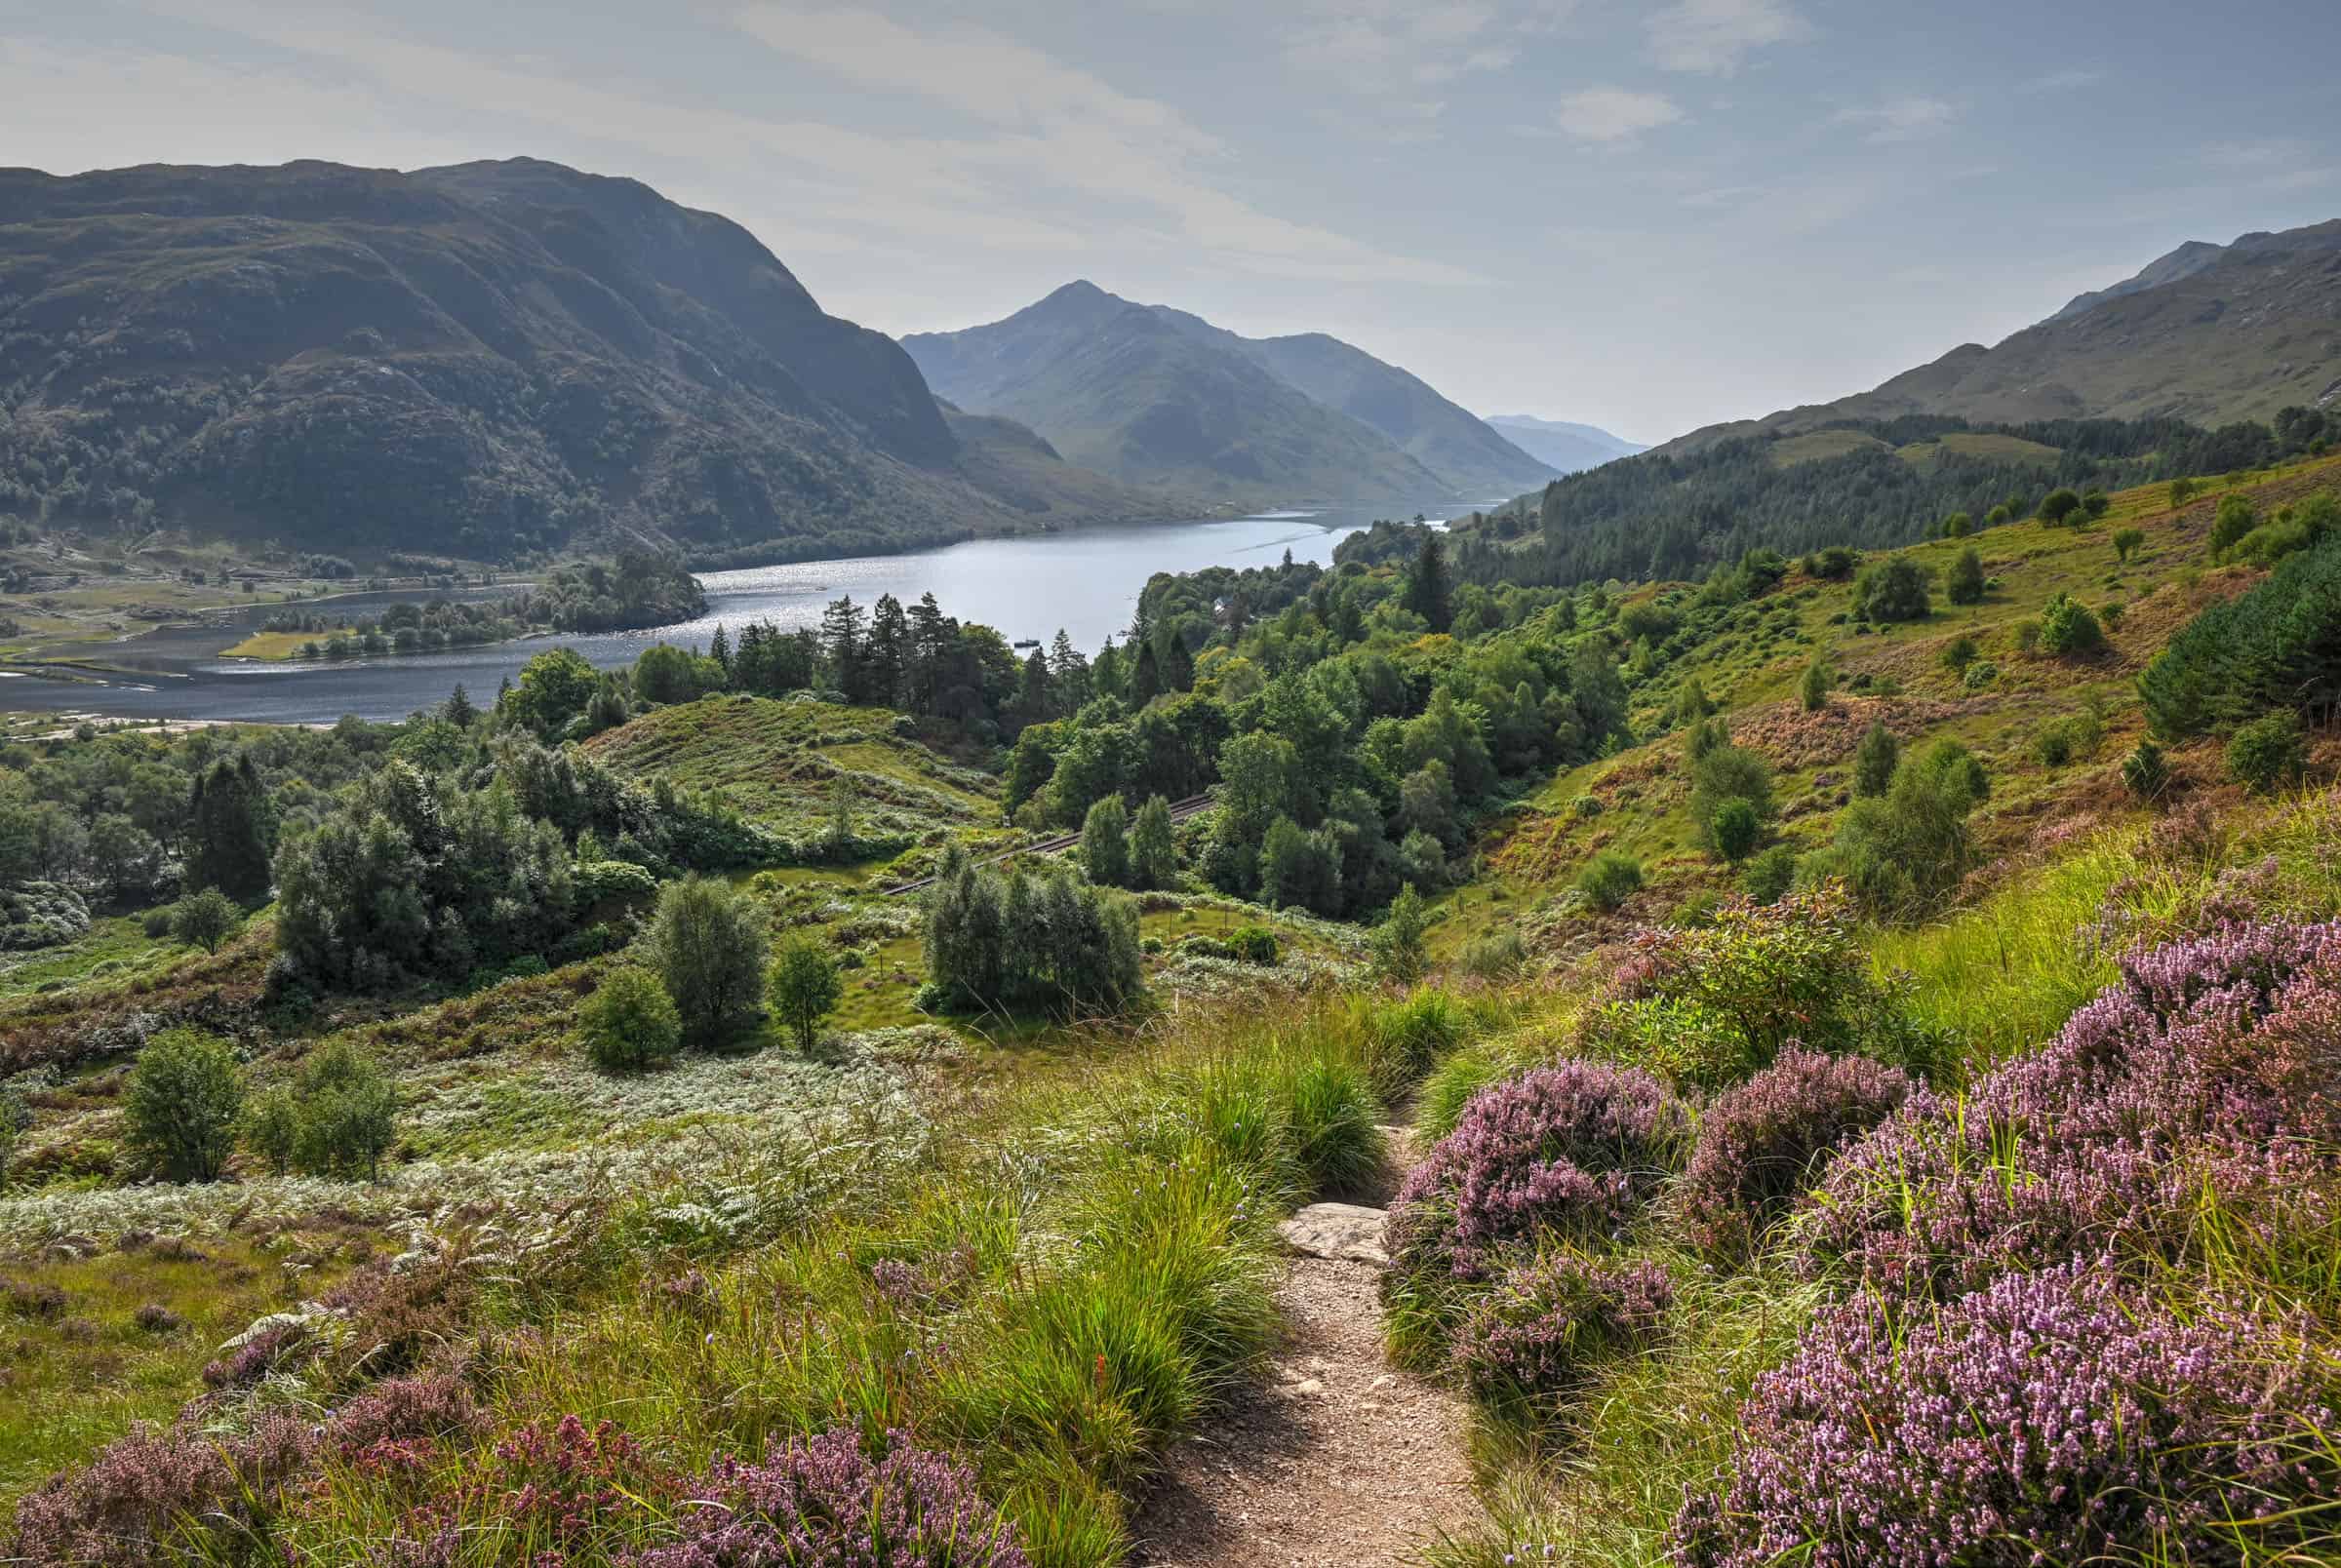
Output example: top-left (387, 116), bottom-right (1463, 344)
top-left (821, 596), bottom-right (866, 699)
top-left (865, 595), bottom-right (908, 709)
top-left (185, 755), bottom-right (274, 899)
top-left (1131, 640), bottom-right (1163, 708)
top-left (1406, 532), bottom-right (1453, 633)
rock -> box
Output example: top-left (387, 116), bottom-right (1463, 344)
top-left (1276, 1202), bottom-right (1390, 1265)
top-left (1291, 1378), bottom-right (1326, 1396)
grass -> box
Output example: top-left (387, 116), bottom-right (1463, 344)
top-left (218, 628), bottom-right (347, 660)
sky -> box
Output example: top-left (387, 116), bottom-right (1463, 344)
top-left (6, 0), bottom-right (2338, 444)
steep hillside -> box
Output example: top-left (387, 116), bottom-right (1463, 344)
top-left (902, 281), bottom-right (1517, 503)
top-left (1662, 218), bottom-right (2341, 451)
top-left (0, 159), bottom-right (1172, 566)
top-left (1485, 413), bottom-right (1647, 473)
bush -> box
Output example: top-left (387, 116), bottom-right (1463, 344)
top-left (1802, 546), bottom-right (1857, 580)
top-left (1452, 1254), bottom-right (1674, 1410)
top-left (1852, 558), bottom-right (1929, 622)
top-left (2122, 737), bottom-right (2170, 801)
top-left (1671, 1266), bottom-right (2341, 1568)
top-left (2209, 492), bottom-right (2257, 555)
top-left (768, 933), bottom-right (844, 1051)
top-left (0, 882), bottom-right (91, 951)
top-left (1708, 797), bottom-right (1762, 862)
top-left (259, 1039), bottom-right (398, 1180)
top-left (122, 1029), bottom-right (242, 1182)
top-left (2227, 711), bottom-right (2309, 794)
top-left (1817, 741), bottom-right (1985, 916)
top-left (2036, 592), bottom-right (2104, 656)
top-left (1944, 547), bottom-right (1984, 605)
top-left (1285, 1054), bottom-right (1383, 1198)
top-left (571, 859), bottom-right (657, 914)
top-left (1459, 927), bottom-right (1528, 978)
top-left (1370, 882), bottom-right (1432, 984)
top-left (578, 966), bottom-right (684, 1070)
top-left (1738, 844), bottom-right (1799, 905)
top-left (634, 1427), bottom-right (1029, 1568)
top-left (1576, 852), bottom-right (1643, 912)
top-left (1852, 721), bottom-right (1898, 800)
top-left (1676, 1048), bottom-right (1917, 1259)
top-left (1385, 1061), bottom-right (1690, 1282)
top-left (138, 906), bottom-right (174, 939)
top-left (648, 876), bottom-right (771, 1045)
top-left (1960, 658), bottom-right (1997, 691)
top-left (2140, 530), bottom-right (2341, 739)
top-left (1226, 924), bottom-right (1280, 965)
top-left (5, 1414), bottom-right (314, 1567)
top-left (2112, 526), bottom-right (2145, 563)
top-left (2037, 487), bottom-right (2082, 524)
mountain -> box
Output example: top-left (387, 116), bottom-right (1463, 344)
top-left (1659, 219), bottom-right (2341, 455)
top-left (0, 158), bottom-right (1176, 565)
top-left (1482, 414), bottom-right (1647, 473)
top-left (902, 282), bottom-right (1548, 504)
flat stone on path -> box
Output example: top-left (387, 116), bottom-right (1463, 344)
top-left (1276, 1202), bottom-right (1390, 1265)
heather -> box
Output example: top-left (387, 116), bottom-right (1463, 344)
top-left (1452, 1253), bottom-right (1674, 1411)
top-left (1671, 1264), bottom-right (2341, 1567)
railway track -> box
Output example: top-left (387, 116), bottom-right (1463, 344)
top-left (883, 793), bottom-right (1215, 896)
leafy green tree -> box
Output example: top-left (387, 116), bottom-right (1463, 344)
top-left (2209, 493), bottom-right (2257, 556)
top-left (1940, 634), bottom-right (1979, 675)
top-left (1945, 546), bottom-right (1985, 606)
top-left (1939, 512), bottom-right (1972, 539)
top-left (1853, 721), bottom-right (1899, 799)
top-left (503, 647), bottom-right (600, 739)
top-left (579, 967), bottom-right (684, 1070)
top-left (635, 643), bottom-right (714, 705)
top-left (1691, 742), bottom-right (1773, 843)
top-left (185, 755), bottom-right (274, 898)
top-left (123, 1029), bottom-right (242, 1182)
top-left (2037, 592), bottom-right (2105, 657)
top-left (1260, 815), bottom-right (1343, 915)
top-left (283, 1040), bottom-right (397, 1180)
top-left (1129, 795), bottom-right (1178, 890)
top-left (2082, 489), bottom-right (2111, 520)
top-left (647, 877), bottom-right (771, 1046)
top-left (172, 885), bottom-right (241, 954)
top-left (1709, 797), bottom-right (1763, 862)
top-left (88, 813), bottom-right (162, 899)
top-left (823, 774), bottom-right (858, 859)
top-left (1370, 882), bottom-right (1431, 983)
top-left (1853, 558), bottom-right (1930, 622)
top-left (922, 855), bottom-right (1141, 1013)
top-left (2112, 528), bottom-right (2145, 564)
top-left (1080, 795), bottom-right (1130, 887)
top-left (768, 935), bottom-right (843, 1052)
top-left (1815, 740), bottom-right (1986, 915)
top-left (2038, 488), bottom-right (2083, 525)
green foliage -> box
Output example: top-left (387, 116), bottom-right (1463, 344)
top-left (2035, 592), bottom-right (2105, 657)
top-left (2112, 528), bottom-right (2145, 564)
top-left (1363, 986), bottom-right (1469, 1096)
top-left (1079, 795), bottom-right (1131, 888)
top-left (578, 966), bottom-right (684, 1071)
top-left (1459, 927), bottom-right (1528, 978)
top-left (2168, 476), bottom-right (2198, 508)
top-left (1802, 546), bottom-right (1858, 580)
top-left (1691, 743), bottom-right (1773, 851)
top-left (1259, 816), bottom-right (1344, 916)
top-left (1852, 557), bottom-right (1930, 623)
top-left (769, 934), bottom-right (844, 1052)
top-left (923, 852), bottom-right (1143, 1015)
top-left (184, 755), bottom-right (274, 899)
top-left (2208, 492), bottom-right (2257, 556)
top-left (2037, 487), bottom-right (2082, 525)
top-left (2226, 712), bottom-right (2309, 794)
top-left (2122, 737), bottom-right (2170, 801)
top-left (122, 1029), bottom-right (242, 1183)
top-left (169, 886), bottom-right (241, 954)
top-left (1853, 721), bottom-right (1899, 800)
top-left (1226, 925), bottom-right (1281, 965)
top-left (1371, 883), bottom-right (1433, 984)
top-left (1129, 795), bottom-right (1179, 891)
top-left (503, 647), bottom-right (601, 740)
top-left (1739, 844), bottom-right (1800, 905)
top-left (1406, 532), bottom-right (1453, 633)
top-left (1709, 797), bottom-right (1763, 862)
top-left (1945, 546), bottom-right (1985, 606)
top-left (252, 1039), bottom-right (397, 1180)
top-left (1813, 739), bottom-right (1986, 916)
top-left (647, 876), bottom-right (772, 1046)
top-left (1285, 1054), bottom-right (1383, 1198)
top-left (1962, 659), bottom-right (1999, 691)
top-left (2141, 529), bottom-right (2341, 739)
top-left (1938, 511), bottom-right (1972, 539)
top-left (1799, 656), bottom-right (1832, 712)
top-left (1577, 851), bottom-right (1644, 912)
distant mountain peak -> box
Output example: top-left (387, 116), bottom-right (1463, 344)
top-left (2046, 237), bottom-right (2229, 325)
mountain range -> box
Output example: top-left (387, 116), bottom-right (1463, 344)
top-left (0, 159), bottom-right (1182, 566)
top-left (903, 282), bottom-right (1560, 505)
top-left (1481, 414), bottom-right (1647, 474)
top-left (1660, 218), bottom-right (2341, 454)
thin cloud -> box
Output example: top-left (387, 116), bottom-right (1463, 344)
top-left (1646, 0), bottom-right (1808, 75)
top-left (1832, 96), bottom-right (1957, 144)
top-left (1554, 87), bottom-right (1683, 142)
top-left (2022, 67), bottom-right (2103, 92)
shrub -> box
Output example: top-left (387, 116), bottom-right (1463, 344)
top-left (1458, 927), bottom-right (1528, 978)
top-left (2140, 529), bottom-right (2341, 739)
top-left (1370, 882), bottom-right (1432, 984)
top-left (768, 934), bottom-right (844, 1051)
top-left (1799, 656), bottom-right (1831, 712)
top-left (1960, 658), bottom-right (1997, 691)
top-left (2227, 711), bottom-right (2308, 794)
top-left (1452, 1254), bottom-right (1674, 1409)
top-left (1677, 1048), bottom-right (1918, 1259)
top-left (5, 1415), bottom-right (313, 1567)
top-left (1708, 797), bottom-right (1762, 862)
top-left (2037, 486), bottom-right (2082, 524)
top-left (1802, 546), bottom-right (1857, 580)
top-left (1738, 844), bottom-right (1799, 905)
top-left (139, 905), bottom-right (174, 939)
top-left (1576, 852), bottom-right (1643, 912)
top-left (1852, 721), bottom-right (1898, 799)
top-left (2035, 591), bottom-right (2104, 656)
top-left (633, 1427), bottom-right (1029, 1568)
top-left (2112, 526), bottom-right (2145, 563)
top-left (572, 858), bottom-right (657, 913)
top-left (280, 1039), bottom-right (398, 1180)
top-left (0, 882), bottom-right (90, 951)
top-left (1671, 1265), bottom-right (2341, 1568)
top-left (2121, 737), bottom-right (2170, 801)
top-left (1227, 924), bottom-right (1280, 965)
top-left (648, 876), bottom-right (771, 1045)
top-left (1384, 1061), bottom-right (1690, 1282)
top-left (1852, 558), bottom-right (1929, 622)
top-left (2209, 491), bottom-right (2257, 555)
top-left (579, 966), bottom-right (685, 1070)
top-left (1690, 743), bottom-right (1772, 842)
top-left (1816, 741), bottom-right (1985, 916)
top-left (122, 1029), bottom-right (242, 1182)
top-left (1944, 546), bottom-right (1984, 605)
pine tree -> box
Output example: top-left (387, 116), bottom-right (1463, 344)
top-left (1162, 632), bottom-right (1194, 693)
top-left (708, 623), bottom-right (732, 677)
top-left (443, 683), bottom-right (477, 728)
top-left (1406, 533), bottom-right (1452, 632)
top-left (1131, 640), bottom-right (1163, 707)
top-left (1015, 647), bottom-right (1054, 728)
top-left (1801, 655), bottom-right (1832, 712)
top-left (185, 755), bottom-right (275, 899)
top-left (820, 596), bottom-right (866, 699)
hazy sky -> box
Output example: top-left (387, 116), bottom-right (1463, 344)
top-left (8, 0), bottom-right (2338, 442)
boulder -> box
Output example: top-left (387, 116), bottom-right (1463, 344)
top-left (1276, 1202), bottom-right (1390, 1265)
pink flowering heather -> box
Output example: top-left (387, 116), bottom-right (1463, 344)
top-left (1800, 921), bottom-right (2341, 1303)
top-left (393, 1414), bottom-right (679, 1566)
top-left (1677, 1048), bottom-right (1919, 1260)
top-left (1452, 1254), bottom-right (1674, 1408)
top-left (1385, 1061), bottom-right (1690, 1281)
top-left (1670, 1264), bottom-right (2341, 1568)
top-left (7, 1414), bottom-right (314, 1567)
top-left (326, 1371), bottom-right (488, 1458)
top-left (626, 1427), bottom-right (1029, 1568)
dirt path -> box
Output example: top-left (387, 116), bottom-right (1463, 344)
top-left (1131, 1197), bottom-right (1475, 1566)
